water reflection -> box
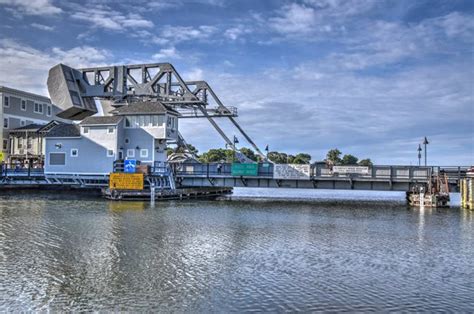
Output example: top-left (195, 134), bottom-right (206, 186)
top-left (1, 195), bottom-right (473, 312)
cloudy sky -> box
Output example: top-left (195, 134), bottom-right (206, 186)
top-left (0, 0), bottom-right (472, 165)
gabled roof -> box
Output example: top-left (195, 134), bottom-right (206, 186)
top-left (80, 116), bottom-right (123, 125)
top-left (45, 124), bottom-right (81, 138)
top-left (110, 101), bottom-right (179, 115)
top-left (38, 120), bottom-right (62, 133)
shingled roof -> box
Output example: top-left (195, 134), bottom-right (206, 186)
top-left (110, 101), bottom-right (179, 115)
top-left (12, 123), bottom-right (45, 131)
top-left (80, 116), bottom-right (123, 125)
top-left (45, 124), bottom-right (81, 138)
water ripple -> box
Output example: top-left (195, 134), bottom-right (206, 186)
top-left (0, 195), bottom-right (473, 311)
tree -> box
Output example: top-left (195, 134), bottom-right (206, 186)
top-left (268, 151), bottom-right (288, 164)
top-left (358, 158), bottom-right (373, 166)
top-left (326, 149), bottom-right (342, 165)
top-left (198, 149), bottom-right (234, 163)
top-left (341, 154), bottom-right (358, 165)
top-left (292, 153), bottom-right (311, 164)
top-left (182, 144), bottom-right (199, 156)
top-left (239, 147), bottom-right (258, 161)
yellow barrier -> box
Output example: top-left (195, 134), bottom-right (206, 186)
top-left (109, 173), bottom-right (144, 190)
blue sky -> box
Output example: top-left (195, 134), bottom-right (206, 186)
top-left (0, 0), bottom-right (473, 165)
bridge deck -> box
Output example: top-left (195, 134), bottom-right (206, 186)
top-left (0, 164), bottom-right (467, 192)
top-left (174, 164), bottom-right (466, 192)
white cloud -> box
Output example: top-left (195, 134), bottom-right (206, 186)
top-left (269, 3), bottom-right (316, 34)
top-left (160, 25), bottom-right (218, 44)
top-left (0, 39), bottom-right (112, 95)
top-left (0, 0), bottom-right (62, 16)
top-left (184, 68), bottom-right (204, 81)
top-left (152, 46), bottom-right (180, 60)
top-left (224, 25), bottom-right (251, 41)
top-left (304, 0), bottom-right (376, 17)
top-left (30, 23), bottom-right (54, 31)
top-left (70, 4), bottom-right (153, 31)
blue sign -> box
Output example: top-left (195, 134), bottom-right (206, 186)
top-left (124, 159), bottom-right (136, 173)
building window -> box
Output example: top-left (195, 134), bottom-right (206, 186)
top-left (107, 149), bottom-right (114, 157)
top-left (34, 103), bottom-right (43, 113)
top-left (107, 126), bottom-right (115, 134)
top-left (18, 137), bottom-right (23, 149)
top-left (127, 149), bottom-right (135, 158)
top-left (21, 100), bottom-right (26, 111)
top-left (27, 138), bottom-right (32, 149)
top-left (49, 153), bottom-right (66, 165)
top-left (47, 105), bottom-right (52, 116)
top-left (4, 96), bottom-right (9, 108)
top-left (125, 138), bottom-right (130, 144)
top-left (83, 127), bottom-right (89, 134)
top-left (71, 149), bottom-right (78, 157)
top-left (125, 115), bottom-right (164, 128)
top-left (20, 120), bottom-right (26, 127)
top-left (2, 139), bottom-right (7, 150)
top-left (3, 118), bottom-right (8, 129)
top-left (140, 149), bottom-right (148, 158)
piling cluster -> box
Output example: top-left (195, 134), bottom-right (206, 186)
top-left (460, 178), bottom-right (474, 210)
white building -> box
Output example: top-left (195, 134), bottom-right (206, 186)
top-left (44, 101), bottom-right (179, 175)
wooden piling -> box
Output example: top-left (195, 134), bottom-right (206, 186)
top-left (461, 178), bottom-right (474, 210)
top-left (469, 179), bottom-right (474, 210)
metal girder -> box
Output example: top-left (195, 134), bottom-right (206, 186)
top-left (184, 80), bottom-right (265, 159)
top-left (228, 116), bottom-right (266, 159)
top-left (47, 62), bottom-right (265, 161)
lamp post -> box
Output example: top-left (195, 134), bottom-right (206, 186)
top-left (423, 137), bottom-right (429, 166)
top-left (417, 144), bottom-right (422, 166)
top-left (232, 136), bottom-right (239, 163)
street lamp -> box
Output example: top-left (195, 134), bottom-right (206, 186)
top-left (232, 135), bottom-right (239, 163)
top-left (423, 137), bottom-right (429, 166)
top-left (417, 144), bottom-right (422, 166)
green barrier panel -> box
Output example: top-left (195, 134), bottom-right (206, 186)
top-left (231, 163), bottom-right (258, 176)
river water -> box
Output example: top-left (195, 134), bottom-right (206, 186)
top-left (0, 189), bottom-right (473, 312)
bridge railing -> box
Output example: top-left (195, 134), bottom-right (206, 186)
top-left (173, 162), bottom-right (455, 181)
top-left (0, 163), bottom-right (45, 178)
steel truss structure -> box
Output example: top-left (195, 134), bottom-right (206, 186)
top-left (47, 62), bottom-right (265, 160)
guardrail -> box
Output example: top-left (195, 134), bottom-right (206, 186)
top-left (173, 162), bottom-right (468, 182)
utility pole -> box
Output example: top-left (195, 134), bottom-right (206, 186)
top-left (423, 137), bottom-right (429, 166)
top-left (417, 144), bottom-right (422, 166)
